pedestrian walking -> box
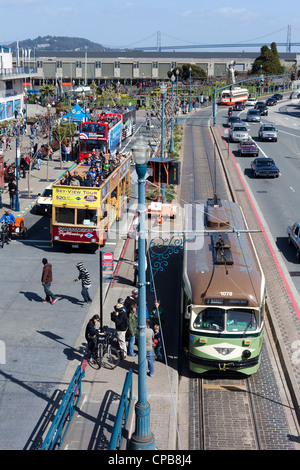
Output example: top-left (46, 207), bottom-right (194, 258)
top-left (8, 177), bottom-right (17, 211)
top-left (111, 303), bottom-right (128, 359)
top-left (146, 318), bottom-right (155, 377)
top-left (0, 185), bottom-right (3, 209)
top-left (127, 304), bottom-right (138, 357)
top-left (41, 258), bottom-right (57, 304)
top-left (73, 262), bottom-right (92, 307)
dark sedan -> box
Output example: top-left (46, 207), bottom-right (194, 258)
top-left (251, 157), bottom-right (280, 178)
top-left (272, 93), bottom-right (283, 100)
top-left (233, 101), bottom-right (246, 111)
top-left (266, 98), bottom-right (277, 106)
top-left (256, 104), bottom-right (268, 116)
top-left (226, 115), bottom-right (242, 127)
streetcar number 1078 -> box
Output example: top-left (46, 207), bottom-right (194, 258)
top-left (220, 291), bottom-right (232, 296)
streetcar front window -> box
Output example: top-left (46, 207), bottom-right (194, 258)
top-left (193, 308), bottom-right (224, 331)
top-left (226, 309), bottom-right (257, 332)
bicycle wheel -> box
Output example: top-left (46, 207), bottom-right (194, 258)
top-left (102, 345), bottom-right (120, 369)
top-left (88, 354), bottom-right (101, 369)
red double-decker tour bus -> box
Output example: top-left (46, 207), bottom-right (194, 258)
top-left (79, 115), bottom-right (122, 162)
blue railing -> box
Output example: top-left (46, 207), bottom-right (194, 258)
top-left (41, 365), bottom-right (85, 450)
top-left (0, 67), bottom-right (37, 77)
top-left (109, 369), bottom-right (133, 450)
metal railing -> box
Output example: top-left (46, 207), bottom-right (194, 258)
top-left (0, 67), bottom-right (37, 77)
top-left (109, 368), bottom-right (133, 450)
top-left (41, 364), bottom-right (85, 450)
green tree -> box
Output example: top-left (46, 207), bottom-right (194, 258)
top-left (251, 43), bottom-right (284, 76)
top-left (39, 84), bottom-right (55, 102)
top-left (168, 63), bottom-right (207, 81)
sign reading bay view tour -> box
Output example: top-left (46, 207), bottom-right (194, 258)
top-left (51, 155), bottom-right (131, 250)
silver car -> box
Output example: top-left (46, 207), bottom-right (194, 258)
top-left (246, 109), bottom-right (261, 122)
top-left (258, 124), bottom-right (278, 142)
top-left (229, 123), bottom-right (250, 142)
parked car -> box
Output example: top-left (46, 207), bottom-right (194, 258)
top-left (272, 93), bottom-right (283, 100)
top-left (227, 115), bottom-right (242, 127)
top-left (266, 97), bottom-right (277, 106)
top-left (237, 140), bottom-right (259, 157)
top-left (258, 124), bottom-right (278, 142)
top-left (35, 185), bottom-right (53, 215)
top-left (246, 109), bottom-right (261, 122)
top-left (233, 101), bottom-right (246, 111)
top-left (251, 157), bottom-right (280, 178)
top-left (228, 123), bottom-right (250, 142)
top-left (256, 104), bottom-right (268, 116)
top-left (245, 97), bottom-right (257, 106)
top-left (287, 223), bottom-right (300, 259)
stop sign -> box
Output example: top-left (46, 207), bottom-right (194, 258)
top-left (103, 252), bottom-right (114, 263)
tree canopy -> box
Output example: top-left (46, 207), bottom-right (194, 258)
top-left (168, 63), bottom-right (207, 81)
top-left (251, 42), bottom-right (284, 76)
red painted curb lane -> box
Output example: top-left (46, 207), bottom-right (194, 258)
top-left (218, 125), bottom-right (300, 322)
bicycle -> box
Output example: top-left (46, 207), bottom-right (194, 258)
top-left (88, 326), bottom-right (120, 370)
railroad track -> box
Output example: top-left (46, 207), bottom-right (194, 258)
top-left (178, 110), bottom-right (300, 450)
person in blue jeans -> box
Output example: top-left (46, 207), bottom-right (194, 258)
top-left (73, 262), bottom-right (92, 307)
top-left (146, 318), bottom-right (155, 377)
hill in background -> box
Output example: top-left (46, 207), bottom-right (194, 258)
top-left (8, 35), bottom-right (107, 52)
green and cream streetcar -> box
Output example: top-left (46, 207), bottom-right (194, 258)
top-left (182, 198), bottom-right (265, 375)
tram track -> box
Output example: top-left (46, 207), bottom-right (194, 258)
top-left (179, 111), bottom-right (300, 450)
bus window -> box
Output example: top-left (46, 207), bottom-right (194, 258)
top-left (193, 308), bottom-right (224, 331)
top-left (226, 309), bottom-right (257, 332)
top-left (77, 209), bottom-right (97, 226)
top-left (55, 207), bottom-right (75, 224)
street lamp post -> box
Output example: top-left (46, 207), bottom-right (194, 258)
top-left (188, 66), bottom-right (192, 112)
top-left (47, 104), bottom-right (51, 181)
top-left (169, 74), bottom-right (175, 152)
top-left (175, 69), bottom-right (179, 124)
top-left (130, 135), bottom-right (155, 451)
top-left (15, 138), bottom-right (20, 212)
top-left (160, 82), bottom-right (167, 203)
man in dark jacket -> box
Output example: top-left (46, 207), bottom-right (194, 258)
top-left (111, 303), bottom-right (128, 359)
top-left (41, 258), bottom-right (57, 304)
top-left (85, 314), bottom-right (100, 358)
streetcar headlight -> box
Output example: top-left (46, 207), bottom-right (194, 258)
top-left (91, 238), bottom-right (96, 243)
top-left (242, 349), bottom-right (251, 359)
top-left (54, 236), bottom-right (60, 241)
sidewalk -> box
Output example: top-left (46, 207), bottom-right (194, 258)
top-left (60, 231), bottom-right (182, 451)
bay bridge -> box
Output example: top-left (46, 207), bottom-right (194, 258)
top-left (108, 26), bottom-right (300, 53)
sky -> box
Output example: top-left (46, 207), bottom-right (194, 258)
top-left (1, 0), bottom-right (300, 53)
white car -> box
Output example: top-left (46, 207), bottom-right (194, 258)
top-left (35, 185), bottom-right (52, 215)
top-left (245, 97), bottom-right (257, 106)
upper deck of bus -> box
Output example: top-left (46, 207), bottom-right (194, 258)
top-left (183, 199), bottom-right (264, 309)
top-left (52, 154), bottom-right (131, 208)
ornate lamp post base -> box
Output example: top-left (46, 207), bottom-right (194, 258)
top-left (130, 401), bottom-right (155, 450)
